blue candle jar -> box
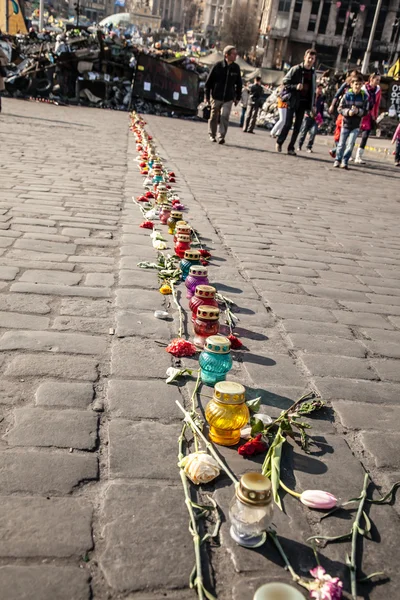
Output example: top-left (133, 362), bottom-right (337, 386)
top-left (199, 335), bottom-right (232, 386)
top-left (180, 249), bottom-right (201, 281)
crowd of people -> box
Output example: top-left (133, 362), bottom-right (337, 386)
top-left (204, 45), bottom-right (400, 168)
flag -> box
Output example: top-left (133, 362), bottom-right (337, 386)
top-left (0, 0), bottom-right (28, 34)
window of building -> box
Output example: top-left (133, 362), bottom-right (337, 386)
top-left (308, 13), bottom-right (317, 32)
top-left (363, 0), bottom-right (389, 41)
top-left (391, 13), bottom-right (400, 44)
top-left (278, 0), bottom-right (291, 12)
top-left (335, 0), bottom-right (350, 36)
top-left (292, 14), bottom-right (300, 30)
top-left (318, 1), bottom-right (330, 35)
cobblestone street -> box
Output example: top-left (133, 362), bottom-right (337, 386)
top-left (0, 98), bottom-right (400, 600)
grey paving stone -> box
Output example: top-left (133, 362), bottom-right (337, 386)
top-left (314, 377), bottom-right (400, 404)
top-left (11, 217), bottom-right (56, 226)
top-left (0, 497), bottom-right (92, 557)
top-left (301, 284), bottom-right (368, 302)
top-left (367, 293), bottom-right (400, 306)
top-left (334, 400), bottom-right (400, 431)
top-left (282, 319), bottom-right (354, 339)
top-left (109, 420), bottom-right (180, 480)
top-left (363, 340), bottom-right (400, 359)
top-left (270, 303), bottom-right (336, 322)
top-left (52, 316), bottom-right (110, 334)
top-left (0, 450), bottom-right (98, 494)
top-left (70, 256), bottom-right (115, 264)
top-left (244, 353), bottom-right (306, 387)
top-left (5, 354), bottom-right (98, 380)
top-left (340, 301), bottom-right (400, 316)
top-left (116, 288), bottom-right (162, 311)
top-left (288, 334), bottom-right (366, 357)
top-left (388, 315), bottom-right (400, 328)
top-left (14, 238), bottom-right (76, 255)
top-left (107, 379), bottom-right (181, 420)
top-left (60, 298), bottom-right (112, 318)
top-left (279, 265), bottom-right (318, 277)
top-left (100, 482), bottom-right (193, 593)
top-left (333, 310), bottom-right (393, 329)
top-left (85, 273), bottom-right (114, 287)
top-left (119, 269), bottom-right (159, 289)
top-left (116, 310), bottom-right (171, 339)
top-left (4, 407), bottom-right (98, 450)
top-left (11, 282), bottom-right (111, 298)
top-left (0, 380), bottom-right (33, 405)
top-left (301, 354), bottom-right (376, 380)
top-left (0, 267), bottom-right (19, 280)
top-left (0, 566), bottom-right (90, 600)
top-left (111, 338), bottom-right (172, 378)
top-left (7, 249), bottom-right (69, 262)
top-left (19, 270), bottom-right (83, 286)
top-left (1, 258), bottom-right (75, 271)
top-left (0, 330), bottom-right (106, 355)
top-left (370, 359), bottom-right (400, 382)
top-left (360, 328), bottom-right (400, 344)
top-left (36, 381), bottom-right (94, 408)
top-left (361, 432), bottom-right (400, 468)
top-left (0, 311), bottom-right (50, 330)
top-left (62, 227), bottom-right (91, 237)
top-left (260, 290), bottom-right (338, 309)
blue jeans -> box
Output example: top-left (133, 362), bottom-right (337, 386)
top-left (298, 116), bottom-right (318, 149)
top-left (335, 127), bottom-right (359, 165)
top-left (239, 106), bottom-right (246, 128)
top-left (395, 139), bottom-right (400, 163)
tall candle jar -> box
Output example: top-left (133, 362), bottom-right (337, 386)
top-left (229, 473), bottom-right (273, 548)
top-left (167, 211), bottom-right (183, 235)
top-left (185, 265), bottom-right (209, 299)
top-left (159, 204), bottom-right (171, 225)
top-left (205, 381), bottom-right (249, 445)
top-left (193, 305), bottom-right (220, 348)
top-left (174, 234), bottom-right (192, 259)
top-left (180, 250), bottom-right (201, 281)
top-left (199, 335), bottom-right (232, 386)
top-left (189, 285), bottom-right (218, 321)
top-left (174, 224), bottom-right (192, 243)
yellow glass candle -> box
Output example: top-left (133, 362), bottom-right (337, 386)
top-left (205, 381), bottom-right (249, 446)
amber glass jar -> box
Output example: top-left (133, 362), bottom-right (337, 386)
top-left (205, 381), bottom-right (249, 446)
top-left (167, 211), bottom-right (183, 235)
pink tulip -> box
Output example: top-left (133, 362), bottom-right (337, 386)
top-left (300, 490), bottom-right (337, 510)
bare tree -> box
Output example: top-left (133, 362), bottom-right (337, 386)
top-left (220, 0), bottom-right (258, 56)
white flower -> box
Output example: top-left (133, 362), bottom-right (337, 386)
top-left (146, 209), bottom-right (158, 220)
top-left (152, 240), bottom-right (167, 250)
top-left (179, 451), bottom-right (220, 485)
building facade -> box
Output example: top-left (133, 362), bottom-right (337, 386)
top-left (202, 0), bottom-right (262, 40)
top-left (259, 0), bottom-right (400, 70)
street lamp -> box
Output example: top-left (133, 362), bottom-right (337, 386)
top-left (361, 0), bottom-right (383, 74)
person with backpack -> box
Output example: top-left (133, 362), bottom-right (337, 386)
top-left (276, 49), bottom-right (317, 156)
top-left (355, 72), bottom-right (382, 164)
top-left (328, 70), bottom-right (361, 158)
top-left (333, 74), bottom-right (369, 170)
top-left (243, 76), bottom-right (263, 133)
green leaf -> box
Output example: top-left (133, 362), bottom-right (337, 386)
top-left (358, 572), bottom-right (385, 583)
top-left (166, 368), bottom-right (193, 384)
top-left (307, 532), bottom-right (352, 545)
top-left (250, 416), bottom-right (264, 435)
top-left (246, 396), bottom-right (261, 413)
top-left (366, 481), bottom-right (400, 504)
top-left (137, 261), bottom-right (159, 269)
top-left (362, 511), bottom-right (371, 535)
top-left (202, 585), bottom-right (218, 600)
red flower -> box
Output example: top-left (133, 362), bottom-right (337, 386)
top-left (145, 191), bottom-right (154, 199)
top-left (171, 199), bottom-right (180, 205)
top-left (169, 171), bottom-right (175, 177)
top-left (238, 434), bottom-right (268, 457)
top-left (139, 221), bottom-right (154, 229)
top-left (166, 338), bottom-right (197, 357)
top-left (228, 334), bottom-right (243, 349)
top-left (137, 195), bottom-right (148, 202)
top-left (140, 161), bottom-right (147, 167)
top-left (199, 249), bottom-right (212, 259)
top-left (200, 259), bottom-right (209, 266)
top-left (169, 177), bottom-right (176, 183)
top-left (148, 135), bottom-right (153, 140)
top-left (166, 185), bottom-right (171, 189)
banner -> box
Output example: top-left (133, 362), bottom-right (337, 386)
top-left (0, 0), bottom-right (28, 34)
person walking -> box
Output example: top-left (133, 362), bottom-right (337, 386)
top-left (297, 83), bottom-right (325, 152)
top-left (392, 122), bottom-right (400, 167)
top-left (205, 45), bottom-right (242, 145)
top-left (276, 49), bottom-right (317, 156)
top-left (333, 74), bottom-right (368, 170)
top-left (355, 72), bottom-right (382, 165)
top-left (329, 70), bottom-right (361, 158)
top-left (239, 82), bottom-right (250, 128)
top-left (243, 76), bottom-right (263, 133)
top-left (270, 84), bottom-right (288, 138)
top-left (0, 45), bottom-right (8, 114)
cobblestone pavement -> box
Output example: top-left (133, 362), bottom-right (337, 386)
top-left (0, 98), bottom-right (400, 600)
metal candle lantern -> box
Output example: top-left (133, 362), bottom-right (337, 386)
top-left (229, 473), bottom-right (273, 548)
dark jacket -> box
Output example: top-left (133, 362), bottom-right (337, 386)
top-left (205, 59), bottom-right (242, 103)
top-left (248, 82), bottom-right (263, 107)
top-left (282, 62), bottom-right (316, 110)
top-left (338, 88), bottom-right (369, 130)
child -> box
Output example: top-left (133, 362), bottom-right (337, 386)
top-left (392, 122), bottom-right (400, 167)
top-left (333, 75), bottom-right (368, 170)
top-left (297, 109), bottom-right (318, 152)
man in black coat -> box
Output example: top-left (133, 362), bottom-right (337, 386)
top-left (205, 45), bottom-right (242, 144)
top-left (276, 49), bottom-right (317, 156)
top-left (243, 76), bottom-right (263, 133)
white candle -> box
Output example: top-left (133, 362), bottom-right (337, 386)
top-left (253, 582), bottom-right (305, 600)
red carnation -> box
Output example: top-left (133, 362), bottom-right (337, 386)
top-left (139, 221), bottom-right (154, 229)
top-left (166, 185), bottom-right (171, 189)
top-left (228, 334), bottom-right (243, 349)
top-left (166, 338), bottom-right (197, 357)
top-left (199, 249), bottom-right (212, 259)
top-left (200, 259), bottom-right (209, 266)
top-left (137, 195), bottom-right (148, 202)
top-left (145, 191), bottom-right (154, 198)
top-left (169, 171), bottom-right (175, 177)
top-left (238, 434), bottom-right (268, 457)
top-left (169, 177), bottom-right (176, 183)
top-left (140, 162), bottom-right (147, 167)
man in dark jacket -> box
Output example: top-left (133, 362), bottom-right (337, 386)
top-left (243, 76), bottom-right (263, 133)
top-left (205, 45), bottom-right (242, 144)
top-left (276, 49), bottom-right (317, 156)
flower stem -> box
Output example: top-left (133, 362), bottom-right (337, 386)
top-left (176, 400), bottom-right (239, 486)
top-left (350, 472), bottom-right (369, 600)
top-left (170, 281), bottom-right (184, 339)
top-left (190, 371), bottom-right (202, 453)
top-left (279, 479), bottom-right (302, 499)
top-left (268, 530), bottom-right (301, 584)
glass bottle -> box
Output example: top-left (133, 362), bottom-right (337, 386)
top-left (173, 224), bottom-right (192, 243)
top-left (185, 265), bottom-right (209, 299)
top-left (229, 473), bottom-right (273, 548)
top-left (174, 234), bottom-right (192, 259)
top-left (253, 583), bottom-right (305, 600)
top-left (180, 249), bottom-right (201, 281)
top-left (189, 285), bottom-right (218, 321)
top-left (159, 204), bottom-right (171, 225)
top-left (157, 190), bottom-right (169, 206)
top-left (193, 305), bottom-right (220, 348)
top-left (205, 381), bottom-right (249, 445)
top-left (199, 335), bottom-right (232, 386)
top-left (167, 211), bottom-right (183, 235)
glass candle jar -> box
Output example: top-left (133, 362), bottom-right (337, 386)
top-left (229, 473), bottom-right (273, 548)
top-left (157, 191), bottom-right (169, 206)
top-left (193, 305), bottom-right (220, 348)
top-left (189, 285), bottom-right (218, 321)
top-left (199, 335), bottom-right (232, 386)
top-left (180, 250), bottom-right (201, 281)
top-left (185, 265), bottom-right (209, 299)
top-left (159, 204), bottom-right (171, 225)
top-left (253, 583), bottom-right (305, 600)
top-left (173, 224), bottom-right (192, 243)
top-left (167, 211), bottom-right (183, 235)
top-left (175, 234), bottom-right (192, 259)
top-left (205, 381), bottom-right (249, 445)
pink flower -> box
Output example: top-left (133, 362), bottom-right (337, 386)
top-left (309, 566), bottom-right (343, 600)
top-left (300, 490), bottom-right (337, 510)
